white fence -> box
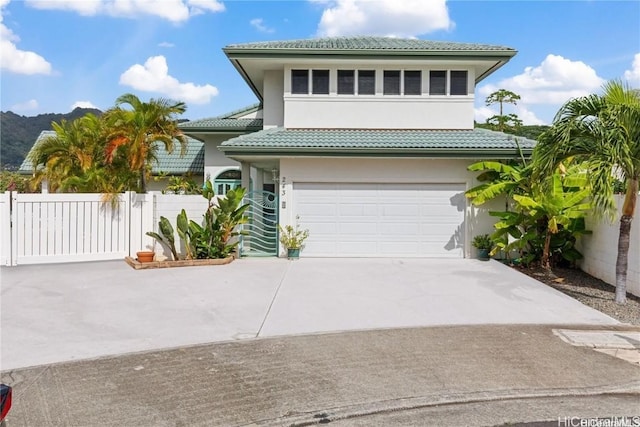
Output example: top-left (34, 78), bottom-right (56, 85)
top-left (0, 191), bottom-right (209, 266)
top-left (578, 195), bottom-right (640, 297)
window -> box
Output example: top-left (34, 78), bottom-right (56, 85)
top-left (312, 69), bottom-right (330, 94)
top-left (383, 70), bottom-right (401, 95)
top-left (337, 70), bottom-right (355, 95)
top-left (429, 70), bottom-right (447, 95)
top-left (404, 70), bottom-right (422, 95)
top-left (214, 169), bottom-right (242, 196)
top-left (358, 70), bottom-right (375, 95)
top-left (291, 69), bottom-right (309, 94)
top-left (450, 71), bottom-right (468, 95)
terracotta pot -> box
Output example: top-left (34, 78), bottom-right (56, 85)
top-left (136, 251), bottom-right (155, 263)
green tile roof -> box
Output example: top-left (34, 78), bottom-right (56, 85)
top-left (154, 137), bottom-right (204, 174)
top-left (215, 103), bottom-right (261, 119)
top-left (219, 128), bottom-right (536, 158)
top-left (225, 36), bottom-right (515, 54)
top-left (179, 103), bottom-right (263, 131)
top-left (179, 118), bottom-right (263, 131)
top-left (20, 130), bottom-right (203, 175)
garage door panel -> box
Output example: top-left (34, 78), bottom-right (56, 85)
top-left (339, 222), bottom-right (378, 234)
top-left (293, 182), bottom-right (465, 257)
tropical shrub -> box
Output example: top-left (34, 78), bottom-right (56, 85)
top-left (149, 182), bottom-right (249, 260)
top-left (466, 161), bottom-right (592, 268)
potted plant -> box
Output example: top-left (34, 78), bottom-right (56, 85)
top-left (278, 216), bottom-right (309, 260)
top-left (472, 234), bottom-right (493, 261)
top-left (136, 250), bottom-right (155, 263)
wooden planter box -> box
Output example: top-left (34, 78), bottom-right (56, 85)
top-left (125, 255), bottom-right (234, 270)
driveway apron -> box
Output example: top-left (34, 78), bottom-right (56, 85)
top-left (1, 258), bottom-right (617, 370)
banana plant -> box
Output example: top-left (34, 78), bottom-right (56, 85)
top-left (465, 160), bottom-right (532, 206)
top-left (513, 172), bottom-right (592, 268)
top-left (146, 216), bottom-right (179, 260)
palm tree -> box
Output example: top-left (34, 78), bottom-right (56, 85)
top-left (533, 80), bottom-right (640, 304)
top-left (28, 114), bottom-right (106, 192)
top-left (104, 93), bottom-right (187, 193)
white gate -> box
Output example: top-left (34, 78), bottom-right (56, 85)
top-left (0, 191), bottom-right (161, 266)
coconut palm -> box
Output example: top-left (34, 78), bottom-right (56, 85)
top-left (533, 80), bottom-right (640, 304)
top-left (104, 93), bottom-right (187, 193)
top-left (28, 114), bottom-right (107, 192)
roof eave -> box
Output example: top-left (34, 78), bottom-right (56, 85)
top-left (180, 127), bottom-right (262, 133)
top-left (228, 58), bottom-right (263, 102)
top-left (219, 147), bottom-right (533, 159)
top-left (223, 47), bottom-right (517, 58)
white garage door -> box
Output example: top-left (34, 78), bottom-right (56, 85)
top-left (293, 183), bottom-right (466, 257)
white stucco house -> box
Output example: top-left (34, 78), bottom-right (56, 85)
top-left (180, 36), bottom-right (536, 259)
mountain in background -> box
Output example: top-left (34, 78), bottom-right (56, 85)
top-left (0, 108), bottom-right (102, 170)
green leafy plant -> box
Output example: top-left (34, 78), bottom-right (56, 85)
top-left (146, 216), bottom-right (179, 260)
top-left (176, 209), bottom-right (195, 260)
top-left (159, 182), bottom-right (250, 260)
top-left (279, 216), bottom-right (310, 250)
top-left (467, 159), bottom-right (592, 268)
top-left (472, 234), bottom-right (493, 250)
top-left (162, 175), bottom-right (201, 195)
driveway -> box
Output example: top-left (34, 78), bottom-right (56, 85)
top-left (0, 258), bottom-right (617, 370)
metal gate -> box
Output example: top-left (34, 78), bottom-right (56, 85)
top-left (240, 191), bottom-right (278, 257)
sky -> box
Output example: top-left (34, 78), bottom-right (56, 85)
top-left (1, 0), bottom-right (639, 125)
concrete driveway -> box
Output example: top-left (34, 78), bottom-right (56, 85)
top-left (0, 258), bottom-right (617, 370)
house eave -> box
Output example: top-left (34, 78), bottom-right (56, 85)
top-left (220, 147), bottom-right (533, 159)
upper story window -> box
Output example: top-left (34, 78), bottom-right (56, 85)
top-left (358, 70), bottom-right (375, 95)
top-left (312, 70), bottom-right (330, 94)
top-left (383, 70), bottom-right (401, 95)
top-left (450, 71), bottom-right (468, 95)
top-left (290, 68), bottom-right (468, 96)
top-left (404, 71), bottom-right (422, 95)
top-left (429, 70), bottom-right (447, 95)
top-left (291, 69), bottom-right (330, 94)
top-left (291, 69), bottom-right (309, 94)
top-left (337, 70), bottom-right (355, 95)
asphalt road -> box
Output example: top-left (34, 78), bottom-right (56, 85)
top-left (2, 324), bottom-right (639, 426)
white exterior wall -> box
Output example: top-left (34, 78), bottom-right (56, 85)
top-left (201, 134), bottom-right (241, 182)
top-left (578, 195), bottom-right (640, 297)
top-left (263, 70), bottom-right (284, 128)
top-left (279, 65), bottom-right (475, 129)
top-left (277, 158), bottom-right (496, 258)
top-left (284, 97), bottom-right (474, 129)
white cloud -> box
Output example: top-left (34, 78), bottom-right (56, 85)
top-left (119, 55), bottom-right (218, 104)
top-left (315, 0), bottom-right (453, 37)
top-left (158, 41), bottom-right (175, 48)
top-left (25, 0), bottom-right (224, 23)
top-left (475, 103), bottom-right (545, 126)
top-left (0, 0), bottom-right (52, 75)
top-left (623, 53), bottom-right (640, 87)
top-left (71, 101), bottom-right (98, 110)
top-left (479, 54), bottom-right (605, 105)
top-left (514, 105), bottom-right (545, 126)
top-left (11, 99), bottom-right (39, 112)
top-left (250, 18), bottom-right (274, 33)
top-left (187, 0), bottom-right (224, 14)
top-left (473, 106), bottom-right (495, 124)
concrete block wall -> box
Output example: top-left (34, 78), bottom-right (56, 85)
top-left (578, 195), bottom-right (640, 297)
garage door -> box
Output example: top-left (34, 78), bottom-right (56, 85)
top-left (293, 183), bottom-right (466, 257)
